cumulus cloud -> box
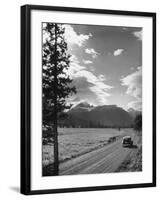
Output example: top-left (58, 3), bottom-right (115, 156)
top-left (113, 49), bottom-right (124, 56)
top-left (71, 70), bottom-right (112, 105)
top-left (83, 60), bottom-right (93, 64)
top-left (66, 57), bottom-right (112, 105)
top-left (121, 67), bottom-right (142, 99)
top-left (63, 25), bottom-right (92, 47)
top-left (42, 23), bottom-right (92, 48)
top-left (85, 48), bottom-right (99, 58)
top-left (67, 62), bottom-right (86, 76)
top-left (121, 67), bottom-right (142, 110)
top-left (62, 55), bottom-right (86, 77)
top-left (132, 30), bottom-right (142, 40)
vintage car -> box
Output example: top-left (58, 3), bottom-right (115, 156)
top-left (122, 136), bottom-right (133, 147)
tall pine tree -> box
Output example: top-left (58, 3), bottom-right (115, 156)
top-left (43, 23), bottom-right (76, 175)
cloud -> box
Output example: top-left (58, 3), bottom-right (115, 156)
top-left (85, 48), bottom-right (99, 58)
top-left (66, 58), bottom-right (113, 105)
top-left (89, 66), bottom-right (95, 72)
top-left (98, 74), bottom-right (106, 82)
top-left (127, 100), bottom-right (142, 111)
top-left (63, 25), bottom-right (92, 47)
top-left (71, 96), bottom-right (81, 103)
top-left (67, 62), bottom-right (86, 76)
top-left (83, 60), bottom-right (93, 64)
top-left (113, 49), bottom-right (124, 56)
top-left (72, 71), bottom-right (112, 105)
top-left (121, 67), bottom-right (142, 99)
top-left (132, 31), bottom-right (142, 40)
top-left (70, 55), bottom-right (79, 63)
top-left (42, 24), bottom-right (92, 53)
top-left (63, 55), bottom-right (86, 76)
top-left (121, 67), bottom-right (142, 110)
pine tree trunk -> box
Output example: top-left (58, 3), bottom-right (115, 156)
top-left (53, 23), bottom-right (59, 175)
top-left (53, 120), bottom-right (59, 175)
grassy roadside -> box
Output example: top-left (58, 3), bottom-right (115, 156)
top-left (43, 135), bottom-right (122, 176)
top-left (42, 129), bottom-right (123, 167)
top-left (115, 133), bottom-right (142, 172)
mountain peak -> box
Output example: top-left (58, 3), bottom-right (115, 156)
top-left (127, 108), bottom-right (136, 112)
top-left (76, 102), bottom-right (93, 108)
top-left (71, 101), bottom-right (94, 112)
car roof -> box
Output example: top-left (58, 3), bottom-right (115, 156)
top-left (123, 136), bottom-right (131, 139)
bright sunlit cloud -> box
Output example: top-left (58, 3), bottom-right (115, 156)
top-left (132, 30), bottom-right (142, 40)
top-left (121, 67), bottom-right (142, 110)
top-left (63, 25), bottom-right (92, 47)
top-left (98, 74), bottom-right (106, 82)
top-left (113, 49), bottom-right (124, 56)
top-left (66, 56), bottom-right (113, 105)
top-left (85, 48), bottom-right (99, 58)
top-left (83, 60), bottom-right (93, 64)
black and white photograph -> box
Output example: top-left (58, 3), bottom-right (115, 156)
top-left (20, 5), bottom-right (156, 194)
top-left (42, 22), bottom-right (143, 176)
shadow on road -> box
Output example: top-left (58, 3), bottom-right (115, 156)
top-left (123, 144), bottom-right (138, 149)
top-left (131, 144), bottom-right (138, 149)
top-left (128, 144), bottom-right (138, 149)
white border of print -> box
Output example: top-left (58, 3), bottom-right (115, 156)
top-left (31, 10), bottom-right (153, 190)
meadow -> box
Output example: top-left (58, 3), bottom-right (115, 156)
top-left (42, 128), bottom-right (127, 167)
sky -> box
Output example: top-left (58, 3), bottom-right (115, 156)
top-left (43, 23), bottom-right (142, 111)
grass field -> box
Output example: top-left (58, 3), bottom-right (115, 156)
top-left (42, 128), bottom-right (127, 167)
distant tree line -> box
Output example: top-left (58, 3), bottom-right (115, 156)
top-left (58, 118), bottom-right (133, 129)
top-left (57, 113), bottom-right (142, 129)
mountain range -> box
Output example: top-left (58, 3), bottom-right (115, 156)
top-left (59, 102), bottom-right (141, 128)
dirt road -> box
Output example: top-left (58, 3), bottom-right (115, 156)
top-left (60, 132), bottom-right (139, 175)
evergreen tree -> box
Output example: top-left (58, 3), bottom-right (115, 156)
top-left (133, 114), bottom-right (142, 132)
top-left (43, 23), bottom-right (76, 175)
